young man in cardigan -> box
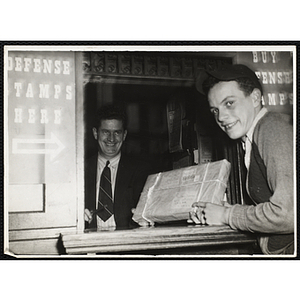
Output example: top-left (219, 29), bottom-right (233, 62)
top-left (191, 64), bottom-right (294, 255)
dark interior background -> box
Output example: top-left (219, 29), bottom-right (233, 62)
top-left (83, 81), bottom-right (225, 174)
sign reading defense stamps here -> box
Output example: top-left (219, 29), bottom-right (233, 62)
top-left (7, 51), bottom-right (77, 233)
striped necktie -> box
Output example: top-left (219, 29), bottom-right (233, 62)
top-left (97, 160), bottom-right (113, 221)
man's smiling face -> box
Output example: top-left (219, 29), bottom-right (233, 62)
top-left (208, 80), bottom-right (260, 140)
top-left (93, 119), bottom-right (127, 160)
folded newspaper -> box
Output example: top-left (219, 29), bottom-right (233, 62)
top-left (132, 159), bottom-right (231, 224)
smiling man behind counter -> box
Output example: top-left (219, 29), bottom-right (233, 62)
top-left (190, 64), bottom-right (294, 255)
top-left (84, 104), bottom-right (152, 230)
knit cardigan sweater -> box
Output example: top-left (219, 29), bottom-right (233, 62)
top-left (227, 112), bottom-right (294, 254)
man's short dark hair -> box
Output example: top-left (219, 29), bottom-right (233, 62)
top-left (203, 76), bottom-right (263, 97)
top-left (94, 104), bottom-right (127, 130)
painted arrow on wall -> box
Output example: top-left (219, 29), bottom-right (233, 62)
top-left (12, 132), bottom-right (65, 160)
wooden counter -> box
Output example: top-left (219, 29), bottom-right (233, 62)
top-left (61, 224), bottom-right (258, 256)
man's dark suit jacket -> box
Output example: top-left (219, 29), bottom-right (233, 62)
top-left (85, 153), bottom-right (152, 230)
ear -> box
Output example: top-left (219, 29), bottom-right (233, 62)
top-left (92, 127), bottom-right (98, 140)
top-left (250, 88), bottom-right (262, 108)
top-left (123, 130), bottom-right (127, 141)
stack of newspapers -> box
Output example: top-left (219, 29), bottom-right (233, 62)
top-left (132, 159), bottom-right (231, 224)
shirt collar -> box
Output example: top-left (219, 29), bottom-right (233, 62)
top-left (97, 153), bottom-right (121, 168)
top-left (243, 107), bottom-right (268, 143)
